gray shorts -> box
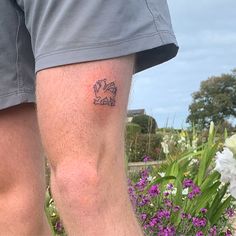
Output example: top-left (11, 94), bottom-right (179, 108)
top-left (0, 0), bottom-right (178, 110)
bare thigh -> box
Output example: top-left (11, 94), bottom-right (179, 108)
top-left (0, 103), bottom-right (47, 233)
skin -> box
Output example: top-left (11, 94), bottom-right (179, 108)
top-left (36, 54), bottom-right (144, 236)
top-left (0, 103), bottom-right (51, 235)
top-left (0, 54), bottom-right (144, 235)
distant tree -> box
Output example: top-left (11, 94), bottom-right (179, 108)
top-left (132, 114), bottom-right (157, 133)
top-left (187, 70), bottom-right (236, 129)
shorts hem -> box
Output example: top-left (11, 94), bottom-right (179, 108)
top-left (35, 30), bottom-right (178, 73)
top-left (0, 91), bottom-right (36, 110)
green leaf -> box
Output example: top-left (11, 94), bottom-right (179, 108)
top-left (169, 161), bottom-right (179, 177)
top-left (200, 171), bottom-right (220, 192)
top-left (207, 184), bottom-right (229, 222)
top-left (197, 148), bottom-right (208, 185)
top-left (210, 195), bottom-right (232, 225)
top-left (191, 181), bottom-right (221, 214)
top-left (177, 149), bottom-right (202, 164)
top-left (153, 176), bottom-right (177, 184)
top-left (197, 142), bottom-right (219, 186)
top-left (174, 178), bottom-right (183, 208)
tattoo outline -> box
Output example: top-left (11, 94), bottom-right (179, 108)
top-left (93, 79), bottom-right (117, 106)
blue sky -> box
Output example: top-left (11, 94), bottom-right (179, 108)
top-left (128, 0), bottom-right (236, 128)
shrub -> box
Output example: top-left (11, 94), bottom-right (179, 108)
top-left (125, 132), bottom-right (164, 162)
top-left (126, 122), bottom-right (142, 139)
top-left (132, 115), bottom-right (157, 134)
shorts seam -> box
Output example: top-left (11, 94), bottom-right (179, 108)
top-left (14, 7), bottom-right (21, 95)
top-left (35, 30), bottom-right (174, 61)
top-left (0, 90), bottom-right (34, 99)
top-left (144, 0), bottom-right (164, 44)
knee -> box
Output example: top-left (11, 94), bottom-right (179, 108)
top-left (51, 161), bottom-right (103, 206)
top-left (0, 187), bottom-right (45, 221)
top-left (51, 159), bottom-right (121, 214)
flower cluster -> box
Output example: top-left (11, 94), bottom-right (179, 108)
top-left (183, 178), bottom-right (201, 199)
top-left (215, 134), bottom-right (236, 198)
top-left (128, 166), bottom-right (234, 236)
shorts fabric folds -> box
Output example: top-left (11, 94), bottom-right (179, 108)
top-left (0, 0), bottom-right (178, 110)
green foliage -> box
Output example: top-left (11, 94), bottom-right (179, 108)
top-left (129, 122), bottom-right (235, 235)
top-left (187, 70), bottom-right (236, 130)
top-left (44, 123), bottom-right (236, 235)
top-left (45, 187), bottom-right (66, 236)
top-left (125, 122), bottom-right (142, 139)
top-left (132, 114), bottom-right (157, 134)
top-left (125, 132), bottom-right (164, 162)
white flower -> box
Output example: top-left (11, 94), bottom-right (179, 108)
top-left (229, 178), bottom-right (236, 198)
top-left (215, 147), bottom-right (236, 198)
top-left (172, 187), bottom-right (177, 195)
top-left (225, 134), bottom-right (236, 156)
top-left (182, 188), bottom-right (189, 195)
top-left (189, 158), bottom-right (199, 166)
top-left (147, 175), bottom-right (156, 182)
top-left (158, 172), bottom-right (166, 177)
top-left (215, 148), bottom-right (236, 183)
top-left (161, 142), bottom-right (169, 154)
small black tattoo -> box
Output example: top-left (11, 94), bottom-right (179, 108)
top-left (93, 79), bottom-right (117, 106)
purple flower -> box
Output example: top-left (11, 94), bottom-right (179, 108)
top-left (128, 185), bottom-right (136, 196)
top-left (127, 178), bottom-right (132, 185)
top-left (192, 217), bottom-right (207, 227)
top-left (192, 185), bottom-right (201, 195)
top-left (149, 217), bottom-right (159, 227)
top-left (140, 169), bottom-right (149, 179)
top-left (209, 226), bottom-right (217, 236)
top-left (200, 208), bottom-right (207, 214)
top-left (164, 199), bottom-right (172, 208)
top-left (143, 224), bottom-right (149, 230)
top-left (158, 225), bottom-right (176, 236)
top-left (140, 213), bottom-right (147, 221)
top-left (188, 185), bottom-right (201, 199)
top-left (225, 229), bottom-right (232, 236)
top-left (167, 183), bottom-right (174, 190)
top-left (163, 191), bottom-right (170, 197)
top-left (183, 179), bottom-right (194, 188)
top-left (157, 209), bottom-right (171, 219)
top-left (226, 207), bottom-right (235, 217)
top-left (196, 231), bottom-right (204, 236)
top-left (181, 212), bottom-right (191, 219)
top-left (187, 192), bottom-right (195, 199)
top-left (143, 155), bottom-right (152, 162)
top-left (128, 184), bottom-right (137, 209)
top-left (148, 184), bottom-right (161, 197)
top-left (55, 221), bottom-right (63, 232)
top-left (138, 195), bottom-right (150, 206)
top-left (135, 178), bottom-right (148, 190)
top-left (187, 213), bottom-right (192, 219)
top-left (173, 205), bottom-right (180, 212)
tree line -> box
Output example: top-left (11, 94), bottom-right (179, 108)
top-left (187, 69), bottom-right (236, 131)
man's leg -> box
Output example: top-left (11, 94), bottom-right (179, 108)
top-left (0, 104), bottom-right (51, 235)
top-left (36, 55), bottom-right (144, 236)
